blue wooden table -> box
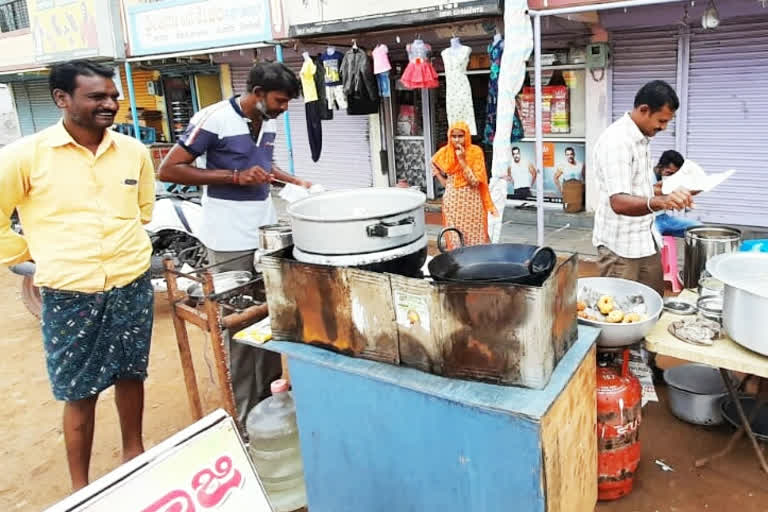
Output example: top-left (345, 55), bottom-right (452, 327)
top-left (245, 325), bottom-right (600, 512)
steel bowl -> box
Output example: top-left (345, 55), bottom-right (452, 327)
top-left (187, 270), bottom-right (253, 301)
top-left (577, 277), bottom-right (663, 347)
top-left (664, 363), bottom-right (730, 426)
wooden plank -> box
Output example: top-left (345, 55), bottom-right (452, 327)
top-left (201, 272), bottom-right (238, 422)
top-left (175, 303), bottom-right (209, 330)
top-left (163, 260), bottom-right (204, 421)
top-left (541, 345), bottom-right (597, 512)
top-left (645, 290), bottom-right (768, 379)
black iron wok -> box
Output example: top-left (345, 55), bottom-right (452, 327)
top-left (428, 228), bottom-right (557, 286)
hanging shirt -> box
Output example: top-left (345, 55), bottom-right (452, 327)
top-left (300, 59), bottom-right (318, 102)
top-left (372, 44), bottom-right (392, 74)
top-left (177, 96), bottom-right (278, 251)
top-left (321, 51), bottom-right (345, 86)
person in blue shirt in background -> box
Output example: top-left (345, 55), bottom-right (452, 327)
top-left (653, 150), bottom-right (702, 237)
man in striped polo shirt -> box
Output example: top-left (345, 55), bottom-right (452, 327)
top-left (159, 62), bottom-right (309, 426)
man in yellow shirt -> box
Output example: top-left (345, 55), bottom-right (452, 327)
top-left (0, 61), bottom-right (155, 491)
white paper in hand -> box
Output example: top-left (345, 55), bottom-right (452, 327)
top-left (661, 159), bottom-right (734, 194)
top-left (278, 183), bottom-right (310, 203)
top-left (278, 183), bottom-right (327, 203)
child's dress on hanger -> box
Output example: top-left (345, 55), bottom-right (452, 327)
top-left (400, 39), bottom-right (439, 89)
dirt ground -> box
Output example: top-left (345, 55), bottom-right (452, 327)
top-left (1, 269), bottom-right (767, 511)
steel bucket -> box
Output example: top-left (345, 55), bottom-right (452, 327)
top-left (683, 225), bottom-right (741, 289)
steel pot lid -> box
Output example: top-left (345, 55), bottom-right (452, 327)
top-left (663, 363), bottom-right (729, 395)
top-left (259, 223), bottom-right (292, 233)
top-left (685, 225), bottom-right (742, 242)
top-left (706, 252), bottom-right (768, 299)
top-left (287, 188), bottom-right (426, 222)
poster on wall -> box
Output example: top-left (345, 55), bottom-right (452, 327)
top-left (519, 86), bottom-right (571, 135)
top-left (506, 142), bottom-right (585, 200)
top-left (29, 0), bottom-right (121, 63)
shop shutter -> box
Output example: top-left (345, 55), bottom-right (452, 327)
top-left (231, 64), bottom-right (252, 95)
top-left (11, 82), bottom-right (34, 136)
top-left (610, 28), bottom-right (678, 161)
top-left (685, 18), bottom-right (768, 227)
top-left (12, 80), bottom-right (60, 136)
top-left (117, 69), bottom-right (157, 124)
top-left (272, 99), bottom-right (373, 189)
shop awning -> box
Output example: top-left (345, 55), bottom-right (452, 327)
top-left (126, 42), bottom-right (275, 63)
top-left (0, 69), bottom-right (48, 82)
top-left (281, 0), bottom-right (503, 39)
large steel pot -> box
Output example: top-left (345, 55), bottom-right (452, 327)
top-left (683, 225), bottom-right (741, 289)
top-left (663, 363), bottom-right (731, 426)
top-left (707, 252), bottom-right (768, 355)
top-left (287, 188), bottom-right (426, 255)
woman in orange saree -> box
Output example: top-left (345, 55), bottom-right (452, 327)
top-left (432, 121), bottom-right (497, 249)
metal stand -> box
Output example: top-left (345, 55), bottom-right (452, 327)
top-left (695, 374), bottom-right (768, 473)
top-left (162, 257), bottom-right (269, 425)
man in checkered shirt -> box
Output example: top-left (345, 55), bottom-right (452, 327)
top-left (593, 81), bottom-right (694, 296)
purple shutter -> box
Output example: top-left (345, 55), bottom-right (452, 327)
top-left (686, 18), bottom-right (768, 227)
top-left (272, 99), bottom-right (373, 189)
top-left (610, 28), bottom-right (679, 161)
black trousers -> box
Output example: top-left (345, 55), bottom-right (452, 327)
top-left (512, 187), bottom-right (531, 200)
top-left (306, 100), bottom-right (322, 162)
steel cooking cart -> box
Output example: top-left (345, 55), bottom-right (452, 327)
top-left (645, 290), bottom-right (768, 475)
top-left (235, 326), bottom-right (600, 512)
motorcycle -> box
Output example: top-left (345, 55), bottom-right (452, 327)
top-left (8, 183), bottom-right (206, 318)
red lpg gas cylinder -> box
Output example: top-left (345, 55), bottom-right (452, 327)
top-left (597, 350), bottom-right (642, 501)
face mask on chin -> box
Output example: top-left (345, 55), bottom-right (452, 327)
top-left (255, 100), bottom-right (278, 120)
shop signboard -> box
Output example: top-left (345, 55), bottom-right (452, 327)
top-left (126, 0), bottom-right (273, 57)
top-left (281, 0), bottom-right (503, 37)
top-left (28, 0), bottom-right (124, 63)
top-left (508, 141), bottom-right (585, 200)
top-left (44, 410), bottom-right (274, 512)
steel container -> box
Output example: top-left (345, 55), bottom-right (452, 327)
top-left (707, 253), bottom-right (768, 356)
top-left (683, 226), bottom-right (741, 289)
top-left (287, 188), bottom-right (426, 256)
top-left (258, 223), bottom-right (293, 252)
top-left (663, 363), bottom-right (730, 426)
top-left (576, 277), bottom-right (663, 348)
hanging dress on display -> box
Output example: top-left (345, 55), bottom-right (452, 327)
top-left (483, 37), bottom-right (525, 145)
top-left (400, 39), bottom-right (439, 89)
top-left (441, 44), bottom-right (477, 136)
top-left (372, 44), bottom-right (392, 97)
